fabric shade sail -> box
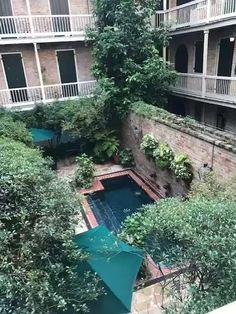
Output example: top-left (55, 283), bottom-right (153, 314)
top-left (74, 225), bottom-right (144, 314)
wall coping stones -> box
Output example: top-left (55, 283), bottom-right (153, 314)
top-left (131, 102), bottom-right (236, 153)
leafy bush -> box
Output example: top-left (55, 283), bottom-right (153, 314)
top-left (0, 139), bottom-right (101, 313)
top-left (119, 148), bottom-right (135, 167)
top-left (0, 115), bottom-right (33, 146)
top-left (93, 130), bottom-right (119, 163)
top-left (140, 134), bottom-right (158, 159)
top-left (153, 143), bottom-right (174, 170)
top-left (170, 154), bottom-right (192, 181)
top-left (75, 153), bottom-right (95, 188)
top-left (121, 195), bottom-right (236, 313)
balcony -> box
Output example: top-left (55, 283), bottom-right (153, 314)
top-left (156, 0), bottom-right (236, 32)
top-left (0, 14), bottom-right (94, 44)
top-left (171, 73), bottom-right (236, 106)
top-left (0, 81), bottom-right (96, 110)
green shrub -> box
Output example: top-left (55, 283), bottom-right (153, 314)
top-left (140, 134), bottom-right (158, 159)
top-left (75, 154), bottom-right (95, 188)
top-left (0, 115), bottom-right (33, 146)
top-left (170, 153), bottom-right (192, 181)
top-left (93, 130), bottom-right (119, 163)
top-left (153, 143), bottom-right (174, 170)
top-left (119, 148), bottom-right (135, 167)
top-left (0, 139), bottom-right (101, 313)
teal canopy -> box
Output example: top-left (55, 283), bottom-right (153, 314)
top-left (74, 225), bottom-right (144, 314)
top-left (29, 128), bottom-right (55, 143)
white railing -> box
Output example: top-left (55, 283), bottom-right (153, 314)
top-left (156, 0), bottom-right (236, 30)
top-left (172, 73), bottom-right (236, 103)
top-left (172, 73), bottom-right (203, 96)
top-left (0, 14), bottom-right (94, 39)
top-left (0, 81), bottom-right (96, 108)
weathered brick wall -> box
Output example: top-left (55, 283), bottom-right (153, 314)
top-left (121, 112), bottom-right (236, 197)
top-left (0, 43), bottom-right (93, 88)
top-left (11, 0), bottom-right (90, 15)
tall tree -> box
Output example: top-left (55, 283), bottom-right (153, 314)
top-left (89, 0), bottom-right (176, 120)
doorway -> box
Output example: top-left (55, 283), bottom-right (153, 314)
top-left (217, 38), bottom-right (234, 94)
top-left (194, 41), bottom-right (203, 73)
top-left (49, 0), bottom-right (71, 32)
top-left (0, 0), bottom-right (16, 35)
top-left (56, 50), bottom-right (78, 97)
top-left (2, 53), bottom-right (28, 103)
top-left (175, 45), bottom-right (188, 73)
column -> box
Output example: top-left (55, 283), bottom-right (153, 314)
top-left (162, 0), bottom-right (167, 63)
top-left (202, 29), bottom-right (209, 97)
top-left (33, 43), bottom-right (46, 103)
top-left (26, 0), bottom-right (34, 36)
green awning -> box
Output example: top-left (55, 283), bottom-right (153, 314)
top-left (74, 225), bottom-right (144, 314)
top-left (29, 128), bottom-right (55, 143)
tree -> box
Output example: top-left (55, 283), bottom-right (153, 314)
top-left (0, 138), bottom-right (101, 313)
top-left (121, 174), bottom-right (236, 313)
top-left (89, 0), bottom-right (176, 121)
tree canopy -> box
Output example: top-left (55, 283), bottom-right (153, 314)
top-left (0, 138), bottom-right (101, 313)
top-left (89, 0), bottom-right (176, 120)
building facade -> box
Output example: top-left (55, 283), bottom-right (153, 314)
top-left (0, 0), bottom-right (95, 109)
top-left (157, 0), bottom-right (236, 132)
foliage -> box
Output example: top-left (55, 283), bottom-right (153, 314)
top-left (0, 138), bottom-right (101, 313)
top-left (190, 171), bottom-right (236, 202)
top-left (16, 98), bottom-right (107, 141)
top-left (75, 154), bottom-right (95, 189)
top-left (153, 143), bottom-right (174, 170)
top-left (140, 134), bottom-right (158, 159)
top-left (121, 195), bottom-right (236, 313)
top-left (131, 102), bottom-right (235, 148)
top-left (0, 115), bottom-right (33, 146)
top-left (93, 130), bottom-right (119, 163)
top-left (119, 148), bottom-right (135, 167)
top-left (170, 154), bottom-right (192, 181)
top-left (89, 0), bottom-right (176, 119)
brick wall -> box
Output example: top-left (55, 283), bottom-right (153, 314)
top-left (11, 0), bottom-right (90, 15)
top-left (121, 112), bottom-right (236, 197)
top-left (0, 43), bottom-right (93, 88)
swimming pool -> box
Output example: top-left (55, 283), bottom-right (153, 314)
top-left (87, 175), bottom-right (154, 233)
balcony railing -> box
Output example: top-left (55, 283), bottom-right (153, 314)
top-left (172, 73), bottom-right (236, 104)
top-left (0, 81), bottom-right (96, 109)
top-left (156, 0), bottom-right (236, 30)
top-left (0, 14), bottom-right (94, 40)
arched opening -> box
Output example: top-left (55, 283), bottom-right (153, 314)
top-left (175, 44), bottom-right (188, 73)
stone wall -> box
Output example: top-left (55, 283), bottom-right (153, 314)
top-left (121, 111), bottom-right (236, 197)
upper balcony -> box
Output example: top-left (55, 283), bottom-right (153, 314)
top-left (0, 0), bottom-right (94, 44)
top-left (171, 73), bottom-right (236, 108)
top-left (156, 0), bottom-right (236, 34)
top-left (0, 15), bottom-right (94, 44)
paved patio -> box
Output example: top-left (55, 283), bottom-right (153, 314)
top-left (131, 283), bottom-right (164, 314)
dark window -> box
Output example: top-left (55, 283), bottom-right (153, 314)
top-left (194, 103), bottom-right (202, 122)
top-left (2, 53), bottom-right (28, 102)
top-left (194, 41), bottom-right (203, 73)
top-left (216, 108), bottom-right (226, 130)
top-left (177, 0), bottom-right (192, 5)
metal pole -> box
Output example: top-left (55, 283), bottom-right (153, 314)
top-left (26, 0), bottom-right (35, 37)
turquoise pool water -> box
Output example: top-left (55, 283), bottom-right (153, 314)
top-left (87, 175), bottom-right (154, 233)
